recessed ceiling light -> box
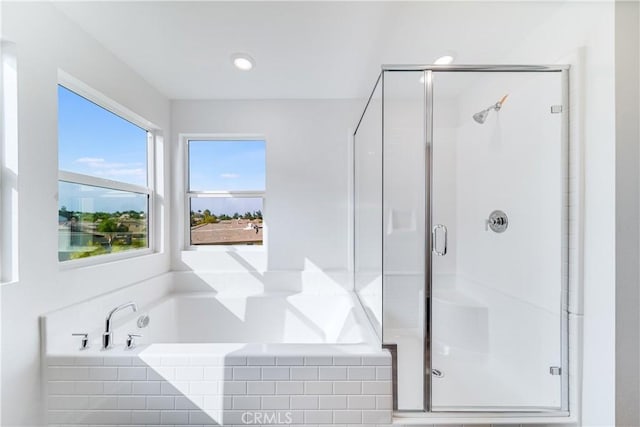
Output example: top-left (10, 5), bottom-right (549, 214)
top-left (434, 55), bottom-right (455, 65)
top-left (231, 53), bottom-right (254, 71)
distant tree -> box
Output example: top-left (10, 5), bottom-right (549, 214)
top-left (203, 209), bottom-right (211, 217)
top-left (254, 210), bottom-right (263, 220)
top-left (233, 212), bottom-right (240, 219)
top-left (97, 218), bottom-right (129, 247)
top-left (59, 206), bottom-right (73, 220)
top-left (243, 211), bottom-right (254, 220)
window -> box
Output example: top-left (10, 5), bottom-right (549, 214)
top-left (186, 139), bottom-right (265, 246)
top-left (58, 84), bottom-right (153, 262)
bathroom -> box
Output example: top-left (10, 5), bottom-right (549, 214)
top-left (0, 1), bottom-right (638, 426)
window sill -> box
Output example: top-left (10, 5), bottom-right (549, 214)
top-left (58, 248), bottom-right (155, 270)
top-left (183, 245), bottom-right (265, 253)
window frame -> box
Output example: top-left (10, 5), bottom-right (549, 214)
top-left (57, 72), bottom-right (157, 268)
top-left (182, 134), bottom-right (266, 251)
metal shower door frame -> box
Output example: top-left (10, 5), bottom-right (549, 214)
top-left (380, 64), bottom-right (571, 416)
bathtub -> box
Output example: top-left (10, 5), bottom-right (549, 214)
top-left (44, 290), bottom-right (391, 426)
top-left (112, 292), bottom-right (378, 346)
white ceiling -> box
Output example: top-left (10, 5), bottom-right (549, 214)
top-left (54, 1), bottom-right (569, 100)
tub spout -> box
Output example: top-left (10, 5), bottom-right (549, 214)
top-left (102, 302), bottom-right (138, 350)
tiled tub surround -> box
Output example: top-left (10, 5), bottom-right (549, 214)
top-left (43, 290), bottom-right (390, 426)
top-left (46, 350), bottom-right (392, 426)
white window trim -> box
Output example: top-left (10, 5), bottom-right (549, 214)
top-left (182, 134), bottom-right (266, 251)
top-left (57, 72), bottom-right (159, 268)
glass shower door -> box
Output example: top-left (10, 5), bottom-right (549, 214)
top-left (430, 71), bottom-right (566, 411)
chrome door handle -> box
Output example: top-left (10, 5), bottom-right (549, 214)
top-left (432, 224), bottom-right (448, 256)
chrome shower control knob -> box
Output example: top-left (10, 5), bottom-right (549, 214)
top-left (72, 333), bottom-right (90, 350)
top-left (486, 210), bottom-right (508, 233)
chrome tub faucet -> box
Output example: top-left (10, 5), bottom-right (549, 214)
top-left (102, 302), bottom-right (138, 349)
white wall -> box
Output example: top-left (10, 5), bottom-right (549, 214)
top-left (615, 1), bottom-right (640, 426)
top-left (0, 3), bottom-right (171, 425)
top-left (171, 99), bottom-right (361, 279)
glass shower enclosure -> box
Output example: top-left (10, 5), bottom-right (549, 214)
top-left (353, 65), bottom-right (569, 414)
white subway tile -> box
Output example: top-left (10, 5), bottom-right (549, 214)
top-left (319, 395), bottom-right (347, 409)
top-left (376, 367), bottom-right (392, 380)
top-left (203, 366), bottom-right (232, 380)
top-left (348, 395), bottom-right (376, 409)
top-left (348, 367), bottom-right (376, 380)
top-left (132, 381), bottom-right (161, 395)
top-left (291, 367), bottom-right (318, 380)
top-left (131, 410), bottom-right (161, 425)
top-left (48, 396), bottom-right (89, 410)
top-left (224, 356), bottom-right (247, 366)
top-left (233, 367), bottom-right (261, 380)
top-left (118, 367), bottom-right (148, 381)
top-left (333, 410), bottom-right (362, 424)
top-left (175, 395), bottom-right (203, 410)
top-left (189, 381), bottom-right (218, 395)
top-left (262, 367), bottom-right (290, 380)
top-left (49, 367), bottom-right (89, 381)
top-left (291, 395), bottom-right (318, 409)
top-left (72, 381), bottom-right (103, 395)
top-left (189, 409), bottom-right (219, 424)
top-left (161, 381), bottom-right (189, 395)
top-left (48, 381), bottom-right (75, 395)
top-left (89, 367), bottom-right (118, 381)
top-left (147, 396), bottom-right (175, 410)
top-left (220, 381), bottom-right (247, 395)
top-left (103, 381), bottom-right (132, 395)
top-left (103, 357), bottom-right (133, 367)
top-left (304, 356), bottom-right (333, 366)
top-left (74, 356), bottom-right (104, 366)
top-left (118, 395), bottom-right (147, 409)
top-left (81, 410), bottom-right (131, 424)
top-left (261, 396), bottom-right (290, 410)
top-left (362, 409), bottom-right (392, 424)
top-left (232, 396), bottom-right (261, 410)
top-left (304, 381), bottom-right (333, 395)
top-left (334, 381), bottom-right (361, 394)
top-left (362, 381), bottom-right (392, 395)
top-left (147, 367), bottom-right (175, 381)
top-left (47, 410), bottom-right (78, 425)
top-left (304, 410), bottom-right (333, 424)
top-left (175, 367), bottom-right (204, 381)
top-left (318, 367), bottom-right (347, 380)
top-left (160, 410), bottom-right (189, 424)
top-left (247, 381), bottom-right (275, 395)
top-left (363, 356), bottom-right (391, 366)
top-left (276, 381), bottom-right (304, 395)
top-left (47, 356), bottom-right (77, 366)
top-left (376, 395), bottom-right (393, 409)
top-left (247, 356), bottom-right (275, 365)
top-left (276, 356), bottom-right (304, 366)
top-left (333, 356), bottom-right (362, 366)
top-left (88, 396), bottom-right (118, 410)
top-left (203, 395), bottom-right (225, 410)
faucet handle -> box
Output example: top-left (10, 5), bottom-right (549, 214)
top-left (72, 333), bottom-right (89, 350)
top-left (125, 333), bottom-right (142, 350)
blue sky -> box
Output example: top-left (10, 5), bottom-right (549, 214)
top-left (58, 85), bottom-right (148, 185)
top-left (189, 140), bottom-right (265, 191)
top-left (58, 86), bottom-right (265, 215)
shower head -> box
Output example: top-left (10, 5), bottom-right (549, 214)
top-left (473, 109), bottom-right (490, 124)
top-left (472, 94), bottom-right (509, 124)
